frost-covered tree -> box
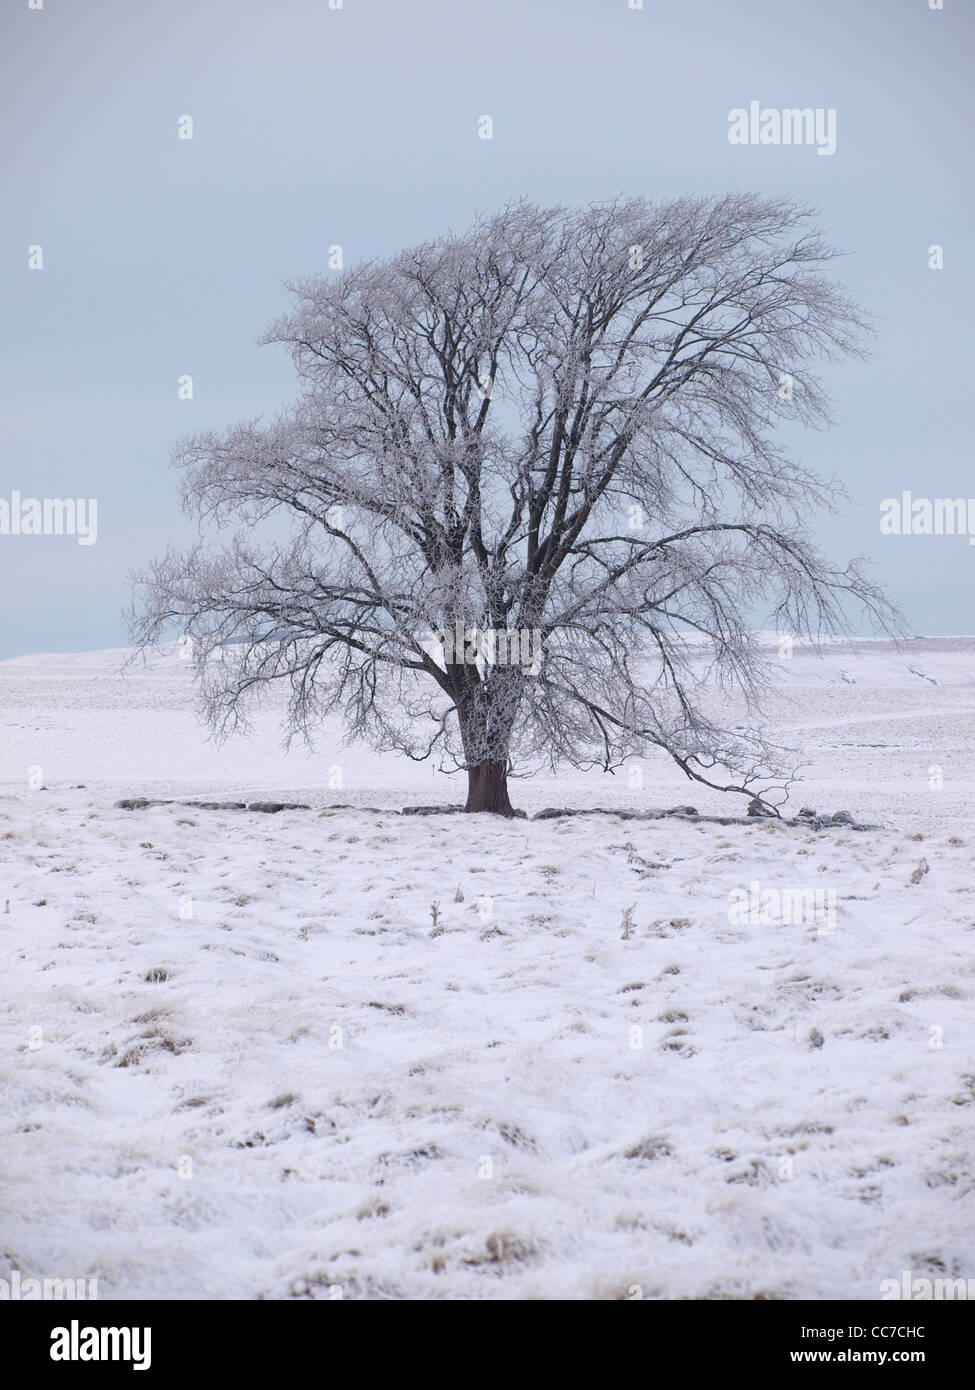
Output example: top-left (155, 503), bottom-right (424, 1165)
top-left (130, 195), bottom-right (899, 815)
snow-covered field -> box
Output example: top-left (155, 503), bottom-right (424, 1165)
top-left (1, 638), bottom-right (974, 1300)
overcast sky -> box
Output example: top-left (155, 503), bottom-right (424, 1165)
top-left (2, 0), bottom-right (972, 658)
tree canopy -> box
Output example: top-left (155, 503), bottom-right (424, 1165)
top-left (131, 194), bottom-right (900, 813)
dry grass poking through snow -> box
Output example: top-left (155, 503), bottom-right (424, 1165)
top-left (2, 798), bottom-right (975, 1299)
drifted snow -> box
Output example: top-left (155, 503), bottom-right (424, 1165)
top-left (1, 638), bottom-right (974, 1299)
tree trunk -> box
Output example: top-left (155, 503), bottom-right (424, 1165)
top-left (464, 760), bottom-right (516, 816)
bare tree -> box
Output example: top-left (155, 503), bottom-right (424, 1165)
top-left (130, 194), bottom-right (900, 815)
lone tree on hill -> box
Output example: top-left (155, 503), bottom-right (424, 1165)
top-left (130, 194), bottom-right (899, 815)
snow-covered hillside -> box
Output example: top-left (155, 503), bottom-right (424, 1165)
top-left (2, 635), bottom-right (975, 825)
top-left (1, 639), bottom-right (973, 1298)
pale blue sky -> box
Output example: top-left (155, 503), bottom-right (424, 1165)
top-left (2, 0), bottom-right (972, 657)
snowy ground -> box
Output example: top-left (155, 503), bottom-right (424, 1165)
top-left (1, 638), bottom-right (974, 1299)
